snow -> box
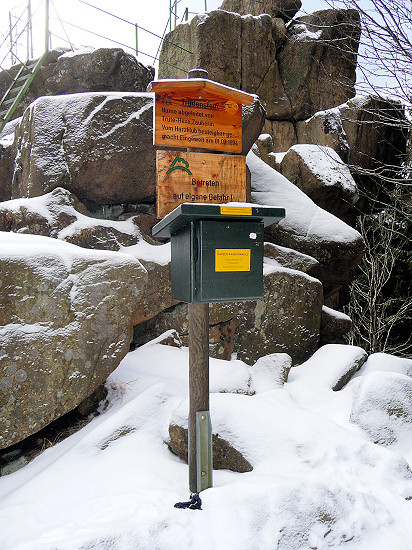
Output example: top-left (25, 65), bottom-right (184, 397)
top-left (247, 151), bottom-right (362, 244)
top-left (288, 344), bottom-right (367, 390)
top-left (59, 47), bottom-right (100, 59)
top-left (293, 23), bottom-right (323, 41)
top-left (0, 340), bottom-right (411, 550)
top-left (286, 144), bottom-right (358, 195)
top-left (322, 305), bottom-right (351, 322)
top-left (0, 190), bottom-right (171, 266)
top-left (0, 231), bottom-right (142, 269)
top-left (0, 116), bottom-right (21, 145)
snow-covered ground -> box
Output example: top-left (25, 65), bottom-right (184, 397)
top-left (0, 340), bottom-right (411, 550)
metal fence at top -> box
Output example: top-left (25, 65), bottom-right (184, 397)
top-left (0, 0), bottom-right (207, 74)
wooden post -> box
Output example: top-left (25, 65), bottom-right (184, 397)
top-left (188, 301), bottom-right (210, 492)
top-left (187, 67), bottom-right (212, 494)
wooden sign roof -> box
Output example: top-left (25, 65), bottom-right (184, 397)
top-left (148, 79), bottom-right (255, 105)
top-left (149, 79), bottom-right (255, 153)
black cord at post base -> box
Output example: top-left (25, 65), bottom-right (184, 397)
top-left (174, 493), bottom-right (202, 510)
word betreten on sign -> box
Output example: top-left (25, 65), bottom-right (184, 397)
top-left (156, 150), bottom-right (247, 218)
top-left (148, 79), bottom-right (254, 153)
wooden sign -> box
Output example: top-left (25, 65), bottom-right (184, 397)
top-left (149, 79), bottom-right (255, 153)
top-left (156, 150), bottom-right (247, 218)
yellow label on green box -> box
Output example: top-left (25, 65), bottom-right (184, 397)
top-left (220, 206), bottom-right (252, 216)
top-left (215, 249), bottom-right (251, 272)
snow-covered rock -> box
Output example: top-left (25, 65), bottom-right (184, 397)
top-left (357, 353), bottom-right (412, 378)
top-left (219, 0), bottom-right (302, 21)
top-left (1, 339), bottom-right (412, 549)
top-left (248, 151), bottom-right (364, 300)
top-left (0, 188), bottom-right (176, 326)
top-left (0, 231), bottom-right (147, 449)
top-left (12, 92), bottom-right (156, 205)
top-left (296, 96), bottom-right (407, 211)
top-left (350, 371), bottom-right (412, 446)
top-left (278, 144), bottom-right (359, 222)
top-left (263, 241), bottom-right (319, 274)
top-left (288, 344), bottom-right (367, 391)
top-left (248, 352), bottom-right (292, 393)
top-left (320, 305), bottom-right (352, 345)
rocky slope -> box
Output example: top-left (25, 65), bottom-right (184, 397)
top-left (0, 1), bottom-right (407, 451)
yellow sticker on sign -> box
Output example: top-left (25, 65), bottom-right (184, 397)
top-left (215, 249), bottom-right (251, 272)
top-left (220, 206), bottom-right (252, 216)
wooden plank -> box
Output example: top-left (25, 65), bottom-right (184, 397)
top-left (148, 78), bottom-right (255, 105)
top-left (156, 150), bottom-right (247, 218)
top-left (153, 89), bottom-right (243, 152)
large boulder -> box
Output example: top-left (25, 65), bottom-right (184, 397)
top-left (278, 144), bottom-right (359, 222)
top-left (248, 151), bottom-right (365, 304)
top-left (0, 188), bottom-right (174, 326)
top-left (219, 0), bottom-right (302, 21)
top-left (233, 266), bottom-right (323, 365)
top-left (158, 8), bottom-right (360, 122)
top-left (0, 231), bottom-right (147, 449)
top-left (0, 48), bottom-right (154, 122)
top-left (11, 92), bottom-right (156, 206)
top-left (277, 9), bottom-right (361, 121)
top-left (5, 89), bottom-right (265, 205)
top-left (350, 371), bottom-right (412, 446)
top-left (158, 10), bottom-right (287, 99)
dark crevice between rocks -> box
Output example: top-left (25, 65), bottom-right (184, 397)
top-left (0, 384), bottom-right (108, 477)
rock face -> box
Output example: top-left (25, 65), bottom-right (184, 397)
top-left (158, 8), bottom-right (359, 122)
top-left (320, 306), bottom-right (352, 346)
top-left (0, 144), bottom-right (12, 202)
top-left (234, 267), bottom-right (323, 364)
top-left (0, 231), bottom-right (147, 449)
top-left (158, 10), bottom-right (287, 98)
top-left (11, 92), bottom-right (156, 206)
top-left (277, 9), bottom-right (360, 121)
top-left (0, 48), bottom-right (154, 121)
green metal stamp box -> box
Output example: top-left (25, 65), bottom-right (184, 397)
top-left (152, 203), bottom-right (285, 304)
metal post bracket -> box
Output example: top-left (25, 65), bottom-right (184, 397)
top-left (196, 410), bottom-right (213, 492)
